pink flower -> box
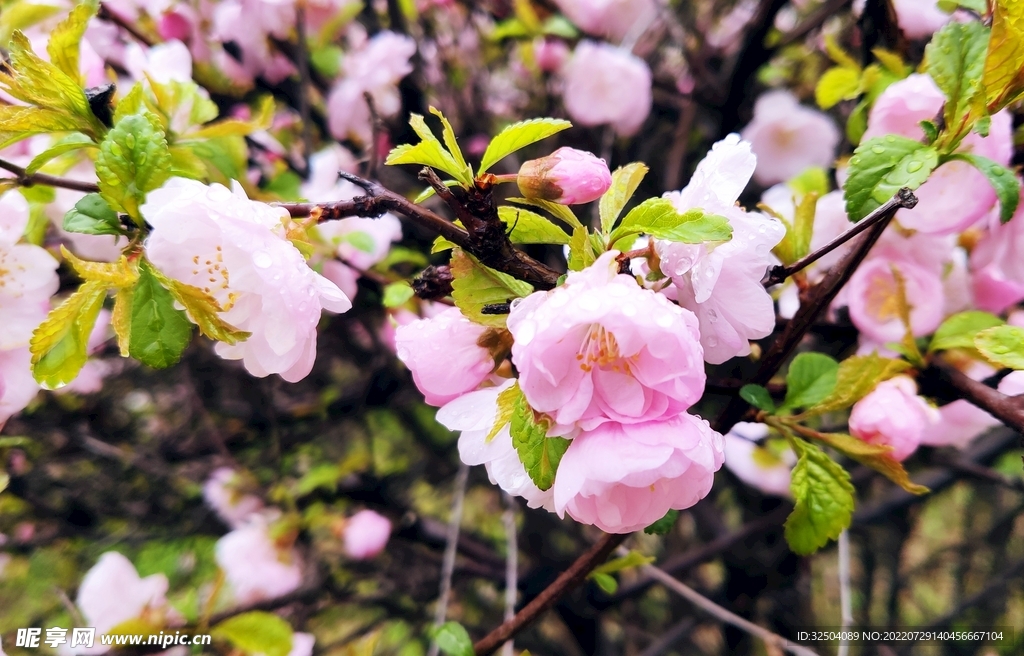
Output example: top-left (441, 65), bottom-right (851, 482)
top-left (552, 0), bottom-right (658, 42)
top-left (849, 375), bottom-right (939, 461)
top-left (740, 90), bottom-right (840, 186)
top-left (552, 413), bottom-right (724, 533)
top-left (203, 467), bottom-right (264, 528)
top-left (516, 147), bottom-right (612, 205)
top-left (892, 0), bottom-right (950, 38)
top-left (863, 74), bottom-right (1014, 235)
top-left (76, 553), bottom-right (180, 643)
top-left (508, 251), bottom-right (705, 431)
top-left (533, 37), bottom-right (570, 73)
top-left (657, 135), bottom-right (786, 363)
top-left (437, 380), bottom-right (555, 510)
top-left (288, 634), bottom-right (315, 656)
top-left (215, 515), bottom-right (303, 606)
top-left (844, 257), bottom-right (945, 345)
top-left (0, 191), bottom-right (59, 351)
top-left (561, 41), bottom-right (652, 137)
top-left (921, 371), bottom-right (1024, 448)
top-left (343, 510), bottom-right (392, 560)
top-left (395, 306), bottom-right (495, 406)
top-left (723, 422), bottom-right (795, 497)
top-left (142, 178), bottom-right (351, 382)
top-left (0, 348), bottom-right (38, 422)
top-left (970, 188), bottom-right (1024, 313)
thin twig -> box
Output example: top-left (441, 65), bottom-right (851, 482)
top-left (0, 158), bottom-right (100, 193)
top-left (473, 532), bottom-right (629, 655)
top-left (500, 492), bottom-right (518, 656)
top-left (838, 530), bottom-right (853, 656)
top-left (630, 549), bottom-right (819, 656)
top-left (364, 91), bottom-right (384, 180)
top-left (97, 2), bottom-right (156, 46)
top-left (427, 462), bottom-right (470, 656)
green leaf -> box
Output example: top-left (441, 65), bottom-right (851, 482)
top-left (63, 193), bottom-right (123, 236)
top-left (429, 622), bottom-right (474, 656)
top-left (487, 382), bottom-right (522, 442)
top-left (507, 196), bottom-right (584, 230)
top-left (801, 430), bottom-right (927, 494)
top-left (815, 67), bottom-right (861, 109)
top-left (478, 117), bottom-right (572, 173)
top-left (567, 226), bottom-right (599, 271)
top-left (801, 354), bottom-right (911, 416)
top-left (60, 246), bottom-right (137, 287)
top-left (788, 167), bottom-right (830, 196)
top-left (0, 3), bottom-right (63, 45)
top-left (510, 394), bottom-right (569, 491)
top-left (96, 111), bottom-right (172, 221)
top-left (498, 206), bottom-right (570, 245)
top-left (610, 198), bottom-right (732, 244)
top-left (212, 611), bottom-right (294, 656)
top-left (784, 438), bottom-right (855, 555)
top-left (843, 136), bottom-right (939, 221)
top-left (46, 0), bottom-right (98, 83)
top-left (740, 384), bottom-right (776, 413)
top-left (147, 268), bottom-right (250, 345)
top-left (0, 32), bottom-right (96, 130)
top-left (983, 0), bottom-right (1024, 111)
top-left (591, 572), bottom-right (618, 594)
top-left (0, 105), bottom-right (87, 144)
top-left (846, 100), bottom-right (870, 146)
top-left (382, 281), bottom-right (415, 308)
top-left (929, 310), bottom-right (1004, 352)
top-left (24, 133), bottom-right (96, 176)
top-left (386, 114), bottom-right (473, 186)
top-left (948, 153), bottom-right (1021, 223)
top-left (599, 162), bottom-right (648, 234)
top-left (643, 509), bottom-right (680, 535)
top-left (129, 262), bottom-right (193, 368)
top-left (450, 249), bottom-right (534, 327)
top-left (429, 106), bottom-right (473, 183)
top-left (29, 280), bottom-right (107, 389)
top-left (937, 0), bottom-right (988, 14)
top-left (783, 353), bottom-right (839, 411)
top-left (925, 21), bottom-right (989, 139)
top-left (589, 549), bottom-right (655, 593)
top-left (975, 325), bottom-right (1024, 369)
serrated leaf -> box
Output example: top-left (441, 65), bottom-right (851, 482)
top-left (802, 354), bottom-right (911, 416)
top-left (111, 285), bottom-right (133, 357)
top-left (975, 325), bottom-right (1024, 369)
top-left (815, 67), bottom-right (861, 109)
top-left (567, 226), bottom-right (598, 271)
top-left (843, 136), bottom-right (939, 221)
top-left (63, 193), bottom-right (123, 237)
top-left (740, 384), bottom-right (776, 413)
top-left (479, 118), bottom-right (572, 173)
top-left (450, 249), bottom-right (534, 327)
top-left (0, 32), bottom-right (96, 130)
top-left (60, 246), bottom-right (137, 287)
top-left (0, 105), bottom-right (89, 137)
top-left (643, 509), bottom-right (680, 535)
top-left (929, 310), bottom-right (1004, 352)
top-left (802, 430), bottom-right (928, 494)
top-left (386, 114), bottom-right (472, 186)
top-left (147, 267), bottom-right (250, 345)
top-left (948, 153), bottom-right (1020, 223)
top-left (382, 281), bottom-right (415, 308)
top-left (510, 394), bottom-right (568, 491)
top-left (129, 262), bottom-right (193, 368)
top-left (212, 611), bottom-right (294, 656)
top-left (925, 21), bottom-right (989, 139)
top-left (784, 438), bottom-right (855, 555)
top-left (24, 133), bottom-right (96, 176)
top-left (507, 196), bottom-right (584, 230)
top-left (429, 106), bottom-right (473, 183)
top-left (429, 622), bottom-right (474, 656)
top-left (983, 0), bottom-right (1024, 111)
top-left (0, 3), bottom-right (63, 45)
top-left (498, 206), bottom-right (570, 245)
top-left (610, 198), bottom-right (733, 244)
top-left (599, 162), bottom-right (648, 234)
top-left (96, 111), bottom-right (172, 221)
top-left (487, 382), bottom-right (522, 442)
top-left (47, 0), bottom-right (98, 83)
top-left (29, 280), bottom-right (107, 389)
top-left (783, 353), bottom-right (839, 411)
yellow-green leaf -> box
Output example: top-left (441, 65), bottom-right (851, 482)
top-left (983, 0), bottom-right (1024, 111)
top-left (112, 286), bottom-right (133, 357)
top-left (930, 310), bottom-right (1004, 352)
top-left (975, 325), bottom-right (1024, 369)
top-left (46, 0), bottom-right (98, 83)
top-left (599, 162), bottom-right (648, 234)
top-left (802, 354), bottom-right (911, 416)
top-left (815, 67), bottom-right (861, 109)
top-left (498, 206), bottom-right (570, 245)
top-left (784, 438), bottom-right (855, 555)
top-left (450, 249), bottom-right (534, 327)
top-left (0, 32), bottom-right (97, 131)
top-left (29, 280), bottom-right (108, 389)
top-left (212, 612), bottom-right (294, 656)
top-left (60, 246), bottom-right (137, 287)
top-left (148, 269), bottom-right (250, 345)
top-left (510, 393), bottom-right (568, 491)
top-left (487, 382), bottom-right (522, 442)
top-left (478, 117), bottom-right (572, 174)
top-left (507, 196), bottom-right (584, 230)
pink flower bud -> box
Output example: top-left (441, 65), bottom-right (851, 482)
top-left (849, 376), bottom-right (939, 461)
top-left (517, 147), bottom-right (612, 205)
top-left (533, 37), bottom-right (569, 73)
top-left (344, 510), bottom-right (392, 560)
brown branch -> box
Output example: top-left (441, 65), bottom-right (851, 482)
top-left (932, 360), bottom-right (1024, 434)
top-left (713, 188), bottom-right (918, 434)
top-left (472, 532), bottom-right (628, 655)
top-left (0, 157), bottom-right (100, 193)
top-left (277, 172), bottom-right (561, 289)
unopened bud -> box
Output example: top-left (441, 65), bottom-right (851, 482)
top-left (517, 147), bottom-right (612, 205)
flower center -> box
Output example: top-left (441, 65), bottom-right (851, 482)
top-left (863, 270), bottom-right (902, 322)
top-left (576, 325), bottom-right (626, 372)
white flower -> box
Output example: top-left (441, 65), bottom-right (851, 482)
top-left (0, 191), bottom-right (59, 350)
top-left (203, 467), bottom-right (265, 528)
top-left (214, 514), bottom-right (303, 605)
top-left (723, 422), bottom-right (795, 497)
top-left (142, 178), bottom-right (351, 382)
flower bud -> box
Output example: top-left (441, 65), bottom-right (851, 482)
top-left (343, 510), bottom-right (392, 560)
top-left (516, 147), bottom-right (612, 205)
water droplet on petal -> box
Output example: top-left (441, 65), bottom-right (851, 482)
top-left (253, 251), bottom-right (273, 268)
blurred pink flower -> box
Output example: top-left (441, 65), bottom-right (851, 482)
top-left (561, 41), bottom-right (652, 137)
top-left (723, 422), bottom-right (795, 497)
top-left (892, 0), bottom-right (951, 38)
top-left (552, 413), bottom-right (724, 533)
top-left (0, 348), bottom-right (38, 422)
top-left (533, 37), bottom-right (570, 73)
top-left (343, 510), bottom-right (392, 560)
top-left (288, 634), bottom-right (315, 656)
top-left (76, 553), bottom-right (180, 641)
top-left (658, 135), bottom-right (786, 363)
top-left (849, 375), bottom-right (939, 461)
top-left (923, 371), bottom-right (1024, 448)
top-left (0, 191), bottom-right (59, 351)
top-left (552, 0), bottom-right (658, 42)
top-left (395, 306), bottom-right (495, 406)
top-left (740, 90), bottom-right (839, 186)
top-left (203, 467), bottom-right (265, 528)
top-left (143, 178), bottom-right (351, 382)
top-left (517, 147), bottom-right (612, 205)
top-left (508, 251), bottom-right (705, 431)
top-left (215, 515), bottom-right (303, 605)
top-left (970, 187), bottom-right (1024, 313)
